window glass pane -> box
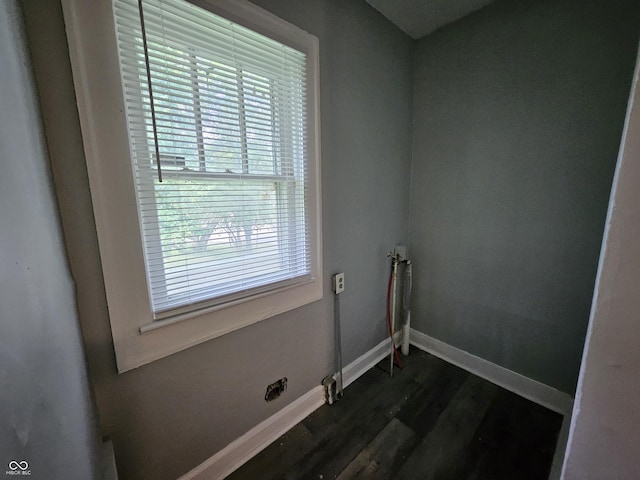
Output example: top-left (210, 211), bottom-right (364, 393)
top-left (198, 61), bottom-right (244, 173)
top-left (147, 178), bottom-right (287, 310)
top-left (244, 72), bottom-right (276, 175)
top-left (149, 42), bottom-right (200, 170)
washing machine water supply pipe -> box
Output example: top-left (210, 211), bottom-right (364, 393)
top-left (402, 260), bottom-right (413, 356)
top-left (387, 255), bottom-right (401, 377)
top-left (387, 252), bottom-right (412, 377)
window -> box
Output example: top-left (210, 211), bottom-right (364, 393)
top-left (63, 0), bottom-right (322, 371)
top-left (115, 0), bottom-right (313, 318)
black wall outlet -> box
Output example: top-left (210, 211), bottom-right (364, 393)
top-left (265, 377), bottom-right (287, 402)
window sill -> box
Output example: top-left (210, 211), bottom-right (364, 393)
top-left (117, 277), bottom-right (323, 373)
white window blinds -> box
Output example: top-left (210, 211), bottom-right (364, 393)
top-left (113, 0), bottom-right (311, 318)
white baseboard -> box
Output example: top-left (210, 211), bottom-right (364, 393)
top-left (548, 409), bottom-right (572, 480)
top-left (179, 335), bottom-right (401, 480)
top-left (179, 386), bottom-right (324, 480)
top-left (409, 328), bottom-right (574, 416)
top-left (342, 333), bottom-right (403, 388)
top-left (100, 438), bottom-right (118, 480)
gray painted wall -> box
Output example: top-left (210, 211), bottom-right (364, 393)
top-left (20, 0), bottom-right (413, 479)
top-left (0, 1), bottom-right (100, 479)
top-left (408, 0), bottom-right (640, 394)
top-left (561, 48), bottom-right (640, 480)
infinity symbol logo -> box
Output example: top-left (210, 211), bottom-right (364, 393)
top-left (8, 461), bottom-right (28, 471)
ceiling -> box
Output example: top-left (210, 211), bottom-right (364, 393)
top-left (364, 0), bottom-right (495, 39)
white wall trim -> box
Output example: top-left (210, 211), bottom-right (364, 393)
top-left (62, 0), bottom-right (323, 373)
top-left (342, 333), bottom-right (402, 388)
top-left (548, 410), bottom-right (572, 480)
top-left (179, 386), bottom-right (324, 480)
top-left (100, 438), bottom-right (119, 480)
top-left (179, 335), bottom-right (399, 479)
top-left (409, 328), bottom-right (574, 415)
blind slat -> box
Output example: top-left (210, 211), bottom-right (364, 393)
top-left (114, 0), bottom-right (311, 316)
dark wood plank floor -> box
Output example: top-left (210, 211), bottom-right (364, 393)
top-left (228, 348), bottom-right (562, 480)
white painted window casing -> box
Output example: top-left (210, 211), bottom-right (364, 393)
top-left (62, 0), bottom-right (322, 372)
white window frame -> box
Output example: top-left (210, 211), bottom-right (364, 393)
top-left (62, 0), bottom-right (322, 372)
